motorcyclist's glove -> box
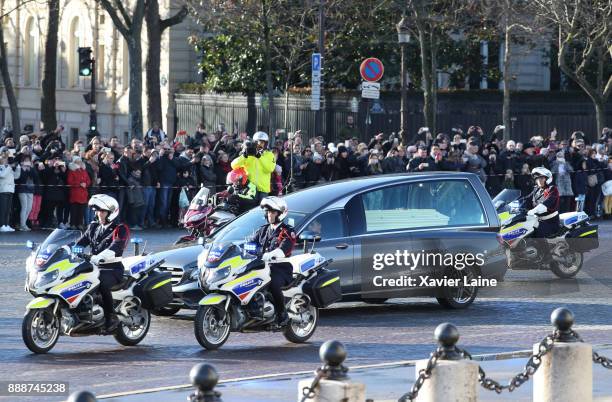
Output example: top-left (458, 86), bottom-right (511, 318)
top-left (262, 248), bottom-right (285, 262)
top-left (527, 204), bottom-right (547, 216)
top-left (91, 249), bottom-right (116, 265)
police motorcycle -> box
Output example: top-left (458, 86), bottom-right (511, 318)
top-left (493, 189), bottom-right (599, 278)
top-left (193, 231), bottom-right (340, 350)
top-left (22, 229), bottom-right (173, 354)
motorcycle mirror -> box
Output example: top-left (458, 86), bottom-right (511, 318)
top-left (25, 240), bottom-right (35, 250)
top-left (131, 237), bottom-right (143, 255)
top-left (299, 231), bottom-right (321, 242)
top-left (197, 237), bottom-right (204, 245)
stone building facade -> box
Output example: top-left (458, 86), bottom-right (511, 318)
top-left (0, 0), bottom-right (198, 144)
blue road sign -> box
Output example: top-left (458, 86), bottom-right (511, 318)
top-left (312, 53), bottom-right (321, 72)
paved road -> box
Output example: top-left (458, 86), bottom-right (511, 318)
top-left (1, 227), bottom-right (611, 401)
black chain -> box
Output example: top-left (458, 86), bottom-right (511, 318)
top-left (300, 367), bottom-right (326, 402)
top-left (476, 334), bottom-right (555, 393)
top-left (398, 348), bottom-right (443, 402)
top-left (570, 330), bottom-right (612, 370)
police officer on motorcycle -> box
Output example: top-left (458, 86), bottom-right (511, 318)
top-left (525, 167), bottom-right (560, 268)
top-left (247, 196), bottom-right (296, 327)
top-left (225, 167), bottom-right (257, 214)
top-left (76, 194), bottom-right (130, 333)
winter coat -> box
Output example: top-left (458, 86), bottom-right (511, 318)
top-left (66, 165), bottom-right (91, 204)
top-left (215, 161), bottom-right (232, 191)
top-left (231, 150), bottom-right (276, 193)
top-left (98, 162), bottom-right (122, 194)
top-left (126, 175), bottom-right (145, 207)
top-left (42, 166), bottom-right (67, 202)
top-left (15, 166), bottom-right (38, 194)
top-left (0, 163), bottom-right (21, 193)
top-left (550, 160), bottom-right (574, 196)
top-left (157, 155), bottom-right (180, 187)
top-left (199, 165), bottom-right (217, 193)
top-left (330, 157), bottom-right (351, 181)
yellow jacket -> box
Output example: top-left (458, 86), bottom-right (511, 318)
top-left (231, 150), bottom-right (276, 193)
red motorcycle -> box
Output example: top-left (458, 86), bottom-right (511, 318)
top-left (175, 187), bottom-right (239, 245)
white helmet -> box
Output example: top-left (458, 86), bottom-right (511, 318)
top-left (89, 194), bottom-right (120, 222)
top-left (253, 131), bottom-right (269, 142)
top-left (260, 196), bottom-right (288, 222)
top-left (531, 166), bottom-right (553, 185)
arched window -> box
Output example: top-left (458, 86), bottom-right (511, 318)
top-left (24, 17), bottom-right (38, 86)
top-left (68, 17), bottom-right (80, 87)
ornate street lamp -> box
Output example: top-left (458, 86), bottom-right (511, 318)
top-left (396, 15), bottom-right (410, 145)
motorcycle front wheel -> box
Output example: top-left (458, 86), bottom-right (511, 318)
top-left (551, 251), bottom-right (584, 279)
top-left (194, 306), bottom-right (231, 350)
top-left (284, 300), bottom-right (318, 343)
top-left (22, 308), bottom-right (60, 354)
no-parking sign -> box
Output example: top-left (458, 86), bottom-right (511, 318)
top-left (360, 58), bottom-right (384, 82)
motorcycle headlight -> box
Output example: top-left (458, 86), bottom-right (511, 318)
top-left (206, 267), bottom-right (230, 285)
top-left (34, 269), bottom-right (59, 288)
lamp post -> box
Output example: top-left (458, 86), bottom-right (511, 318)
top-left (396, 15), bottom-right (410, 145)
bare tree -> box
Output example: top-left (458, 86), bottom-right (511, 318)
top-left (97, 0), bottom-right (146, 139)
top-left (0, 0), bottom-right (29, 131)
top-left (479, 0), bottom-right (535, 140)
top-left (533, 0), bottom-right (611, 135)
top-left (145, 1), bottom-right (188, 130)
top-left (40, 0), bottom-right (60, 132)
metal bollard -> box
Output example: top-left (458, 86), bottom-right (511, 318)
top-left (298, 340), bottom-right (366, 402)
top-left (533, 308), bottom-right (592, 402)
top-left (189, 363), bottom-right (223, 402)
top-left (67, 390), bottom-right (98, 402)
top-left (413, 323), bottom-right (479, 402)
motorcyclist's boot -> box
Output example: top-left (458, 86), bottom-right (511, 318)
top-left (275, 311), bottom-right (290, 328)
top-left (102, 314), bottom-right (120, 334)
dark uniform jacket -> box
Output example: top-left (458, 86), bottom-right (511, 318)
top-left (525, 185), bottom-right (560, 237)
top-left (248, 222), bottom-right (297, 257)
top-left (76, 221), bottom-right (130, 271)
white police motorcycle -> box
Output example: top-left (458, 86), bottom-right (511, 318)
top-left (194, 231), bottom-right (340, 350)
top-left (22, 229), bottom-right (172, 353)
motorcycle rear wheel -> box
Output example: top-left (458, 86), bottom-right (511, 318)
top-left (283, 303), bottom-right (318, 343)
top-left (551, 251), bottom-right (583, 279)
top-left (114, 309), bottom-right (151, 346)
top-left (194, 306), bottom-right (231, 350)
top-left (22, 308), bottom-right (60, 354)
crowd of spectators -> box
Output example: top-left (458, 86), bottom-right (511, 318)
top-left (0, 121), bottom-right (611, 233)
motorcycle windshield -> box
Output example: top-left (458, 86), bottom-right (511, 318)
top-left (492, 189), bottom-right (522, 212)
top-left (34, 229), bottom-right (82, 271)
top-left (209, 208), bottom-right (307, 246)
top-left (190, 187), bottom-right (211, 210)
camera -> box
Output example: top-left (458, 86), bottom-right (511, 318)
top-left (244, 140), bottom-right (257, 156)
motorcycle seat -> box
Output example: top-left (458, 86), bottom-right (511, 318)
top-left (110, 276), bottom-right (133, 291)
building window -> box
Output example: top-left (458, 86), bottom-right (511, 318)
top-left (69, 17), bottom-right (80, 88)
top-left (71, 128), bottom-right (79, 143)
top-left (24, 17), bottom-right (38, 86)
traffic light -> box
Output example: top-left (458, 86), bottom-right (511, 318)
top-left (78, 47), bottom-right (93, 76)
top-left (89, 110), bottom-right (97, 133)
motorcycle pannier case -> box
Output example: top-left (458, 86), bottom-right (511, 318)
top-left (303, 269), bottom-right (341, 308)
top-left (566, 224), bottom-right (599, 253)
top-left (134, 271), bottom-right (173, 309)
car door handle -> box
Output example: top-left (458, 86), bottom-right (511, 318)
top-left (335, 243), bottom-right (349, 250)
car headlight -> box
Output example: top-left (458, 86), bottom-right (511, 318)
top-left (189, 267), bottom-right (201, 281)
top-left (34, 269), bottom-right (59, 288)
top-left (206, 267), bottom-right (230, 285)
top-left (197, 246), bottom-right (211, 269)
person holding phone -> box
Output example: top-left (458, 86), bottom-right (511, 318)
top-left (0, 152), bottom-right (21, 232)
top-left (15, 157), bottom-right (39, 231)
top-left (407, 145), bottom-right (435, 172)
